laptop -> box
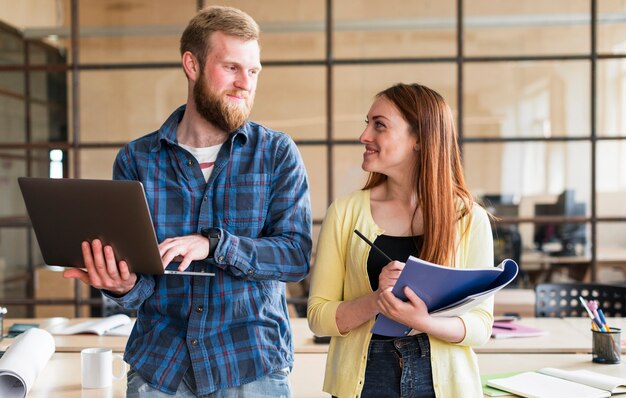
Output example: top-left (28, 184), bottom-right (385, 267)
top-left (18, 177), bottom-right (214, 277)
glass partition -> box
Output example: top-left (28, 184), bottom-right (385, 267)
top-left (1, 0), bottom-right (626, 316)
top-left (464, 61), bottom-right (590, 138)
top-left (465, 0), bottom-right (590, 56)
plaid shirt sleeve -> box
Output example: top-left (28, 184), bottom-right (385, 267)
top-left (211, 135), bottom-right (312, 281)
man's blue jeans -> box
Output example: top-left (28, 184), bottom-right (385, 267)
top-left (126, 367), bottom-right (291, 398)
top-left (361, 334), bottom-right (435, 398)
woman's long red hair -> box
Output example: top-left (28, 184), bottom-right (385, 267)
top-left (363, 83), bottom-right (473, 266)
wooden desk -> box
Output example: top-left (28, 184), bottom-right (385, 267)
top-left (37, 354), bottom-right (618, 398)
top-left (483, 317), bottom-right (626, 354)
top-left (480, 317), bottom-right (588, 354)
top-left (27, 351), bottom-right (625, 397)
top-left (9, 316), bottom-right (624, 397)
top-left (289, 317), bottom-right (626, 354)
top-left (27, 352), bottom-right (329, 398)
top-left (28, 353), bottom-right (126, 398)
top-left (3, 317), bottom-right (324, 355)
top-left (2, 317), bottom-right (328, 397)
top-left (289, 317), bottom-right (626, 397)
top-left (8, 316), bottom-right (621, 355)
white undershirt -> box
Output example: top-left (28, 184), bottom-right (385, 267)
top-left (179, 143), bottom-right (223, 182)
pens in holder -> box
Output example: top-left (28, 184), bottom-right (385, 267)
top-left (587, 299), bottom-right (611, 333)
top-left (596, 307), bottom-right (611, 332)
top-left (353, 229), bottom-right (393, 263)
top-left (579, 296), bottom-right (606, 332)
top-left (588, 300), bottom-right (620, 359)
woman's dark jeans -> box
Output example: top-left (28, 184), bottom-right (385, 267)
top-left (334, 334), bottom-right (435, 398)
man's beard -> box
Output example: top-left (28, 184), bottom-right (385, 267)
top-left (193, 76), bottom-right (253, 133)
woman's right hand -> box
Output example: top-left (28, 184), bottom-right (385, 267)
top-left (377, 260), bottom-right (405, 293)
top-left (335, 260), bottom-right (406, 334)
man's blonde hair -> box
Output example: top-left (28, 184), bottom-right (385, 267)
top-left (180, 5), bottom-right (260, 69)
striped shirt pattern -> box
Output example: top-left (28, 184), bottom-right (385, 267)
top-left (106, 105), bottom-right (312, 395)
top-left (178, 142), bottom-right (221, 182)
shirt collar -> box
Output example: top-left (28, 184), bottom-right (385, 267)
top-left (152, 105), bottom-right (250, 152)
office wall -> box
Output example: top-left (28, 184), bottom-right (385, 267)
top-left (3, 1), bottom-right (625, 220)
top-left (1, 1), bottom-right (626, 314)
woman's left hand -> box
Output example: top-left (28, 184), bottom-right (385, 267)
top-left (378, 286), bottom-right (431, 333)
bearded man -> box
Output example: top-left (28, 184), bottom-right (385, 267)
top-left (63, 6), bottom-right (312, 397)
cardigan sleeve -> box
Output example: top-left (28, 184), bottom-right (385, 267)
top-left (307, 201), bottom-right (350, 337)
top-left (457, 205), bottom-right (495, 346)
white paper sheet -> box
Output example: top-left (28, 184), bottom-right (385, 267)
top-left (0, 328), bottom-right (55, 398)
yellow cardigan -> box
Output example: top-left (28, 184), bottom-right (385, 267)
top-left (307, 189), bottom-right (494, 398)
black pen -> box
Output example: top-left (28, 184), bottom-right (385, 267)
top-left (353, 229), bottom-right (393, 263)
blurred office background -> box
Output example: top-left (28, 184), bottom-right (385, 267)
top-left (1, 0), bottom-right (626, 317)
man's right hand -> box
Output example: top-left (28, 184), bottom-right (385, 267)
top-left (63, 239), bottom-right (137, 296)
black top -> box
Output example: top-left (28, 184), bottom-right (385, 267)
top-left (367, 234), bottom-right (424, 291)
top-left (367, 234), bottom-right (424, 340)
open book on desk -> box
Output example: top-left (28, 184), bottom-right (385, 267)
top-left (0, 328), bottom-right (55, 398)
top-left (50, 314), bottom-right (134, 336)
top-left (487, 367), bottom-right (626, 398)
top-left (371, 257), bottom-right (518, 337)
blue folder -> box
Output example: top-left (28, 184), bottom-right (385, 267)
top-left (371, 257), bottom-right (519, 337)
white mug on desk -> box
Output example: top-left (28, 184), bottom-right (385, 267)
top-left (81, 347), bottom-right (127, 389)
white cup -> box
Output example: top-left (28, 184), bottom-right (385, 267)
top-left (81, 347), bottom-right (127, 389)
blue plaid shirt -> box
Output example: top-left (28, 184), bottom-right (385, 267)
top-left (106, 105), bottom-right (312, 395)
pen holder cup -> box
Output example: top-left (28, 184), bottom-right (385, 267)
top-left (591, 327), bottom-right (621, 364)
